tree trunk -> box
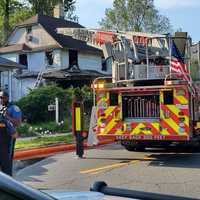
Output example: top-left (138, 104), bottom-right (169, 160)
top-left (3, 0), bottom-right (10, 41)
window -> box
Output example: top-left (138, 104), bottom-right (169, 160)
top-left (69, 50), bottom-right (78, 69)
top-left (163, 90), bottom-right (173, 105)
top-left (19, 54), bottom-right (28, 68)
top-left (45, 51), bottom-right (54, 66)
top-left (26, 26), bottom-right (32, 34)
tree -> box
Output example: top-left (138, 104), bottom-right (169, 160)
top-left (28, 0), bottom-right (58, 16)
top-left (99, 0), bottom-right (172, 34)
top-left (28, 0), bottom-right (78, 21)
top-left (63, 0), bottom-right (78, 22)
top-left (0, 0), bottom-right (33, 45)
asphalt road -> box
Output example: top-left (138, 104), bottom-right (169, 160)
top-left (16, 143), bottom-right (200, 199)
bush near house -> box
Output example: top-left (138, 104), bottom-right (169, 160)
top-left (17, 120), bottom-right (69, 138)
top-left (16, 85), bottom-right (93, 137)
top-left (17, 85), bottom-right (71, 123)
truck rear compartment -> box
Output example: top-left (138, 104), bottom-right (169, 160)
top-left (122, 94), bottom-right (160, 119)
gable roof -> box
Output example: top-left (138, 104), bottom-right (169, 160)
top-left (16, 14), bottom-right (102, 55)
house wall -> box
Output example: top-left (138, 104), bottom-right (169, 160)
top-left (78, 53), bottom-right (111, 74)
top-left (28, 51), bottom-right (46, 71)
top-left (1, 23), bottom-right (111, 101)
top-left (20, 78), bottom-right (36, 97)
top-left (8, 24), bottom-right (58, 48)
top-left (52, 49), bottom-right (62, 69)
top-left (11, 77), bottom-right (36, 101)
top-left (60, 50), bottom-right (69, 69)
top-left (1, 54), bottom-right (18, 96)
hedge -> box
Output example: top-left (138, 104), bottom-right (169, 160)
top-left (16, 85), bottom-right (92, 124)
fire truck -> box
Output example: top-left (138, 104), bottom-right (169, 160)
top-left (58, 28), bottom-right (200, 150)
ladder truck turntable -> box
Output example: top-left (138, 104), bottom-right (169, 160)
top-left (58, 28), bottom-right (200, 151)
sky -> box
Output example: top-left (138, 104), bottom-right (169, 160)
top-left (76, 0), bottom-right (200, 43)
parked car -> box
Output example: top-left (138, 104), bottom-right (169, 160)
top-left (0, 172), bottom-right (198, 200)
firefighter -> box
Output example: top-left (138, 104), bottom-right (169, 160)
top-left (0, 91), bottom-right (22, 176)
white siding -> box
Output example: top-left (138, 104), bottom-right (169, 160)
top-left (28, 52), bottom-right (45, 71)
top-left (52, 49), bottom-right (61, 69)
top-left (78, 53), bottom-right (102, 72)
top-left (12, 77), bottom-right (21, 101)
top-left (78, 53), bottom-right (111, 74)
top-left (20, 78), bottom-right (36, 98)
top-left (12, 78), bottom-right (35, 101)
top-left (0, 54), bottom-right (18, 96)
top-left (61, 50), bottom-right (69, 69)
top-left (8, 25), bottom-right (58, 48)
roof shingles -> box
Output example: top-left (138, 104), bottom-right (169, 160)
top-left (17, 14), bottom-right (102, 54)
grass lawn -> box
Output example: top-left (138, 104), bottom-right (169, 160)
top-left (15, 134), bottom-right (74, 149)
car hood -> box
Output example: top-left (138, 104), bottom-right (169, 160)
top-left (46, 191), bottom-right (134, 200)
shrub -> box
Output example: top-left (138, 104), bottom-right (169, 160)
top-left (17, 120), bottom-right (70, 137)
top-left (17, 123), bottom-right (37, 137)
top-left (17, 85), bottom-right (70, 123)
top-left (16, 85), bottom-right (93, 125)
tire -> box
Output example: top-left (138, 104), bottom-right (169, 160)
top-left (123, 144), bottom-right (136, 151)
top-left (123, 144), bottom-right (145, 152)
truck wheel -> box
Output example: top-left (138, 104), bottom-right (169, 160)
top-left (135, 145), bottom-right (145, 152)
top-left (123, 144), bottom-right (145, 152)
top-left (123, 144), bottom-right (136, 151)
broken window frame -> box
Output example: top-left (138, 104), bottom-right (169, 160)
top-left (68, 49), bottom-right (79, 69)
top-left (45, 50), bottom-right (54, 67)
top-left (26, 26), bottom-right (32, 34)
top-left (19, 54), bottom-right (28, 68)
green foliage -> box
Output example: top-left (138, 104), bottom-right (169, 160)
top-left (17, 85), bottom-right (70, 123)
top-left (16, 85), bottom-right (93, 124)
top-left (0, 0), bottom-right (78, 45)
top-left (17, 120), bottom-right (69, 137)
top-left (17, 123), bottom-right (35, 137)
top-left (28, 0), bottom-right (78, 21)
top-left (99, 0), bottom-right (172, 34)
top-left (28, 0), bottom-right (60, 16)
top-left (0, 0), bottom-right (33, 45)
top-left (63, 0), bottom-right (78, 22)
top-left (16, 134), bottom-right (74, 149)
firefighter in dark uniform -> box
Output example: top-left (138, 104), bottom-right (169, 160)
top-left (0, 91), bottom-right (22, 176)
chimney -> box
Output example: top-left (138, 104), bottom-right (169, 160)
top-left (53, 3), bottom-right (64, 19)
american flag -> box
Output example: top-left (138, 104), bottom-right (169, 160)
top-left (170, 41), bottom-right (191, 82)
top-left (170, 41), bottom-right (195, 94)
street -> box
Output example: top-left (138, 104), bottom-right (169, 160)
top-left (16, 143), bottom-right (200, 199)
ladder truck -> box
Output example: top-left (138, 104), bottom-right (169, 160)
top-left (58, 28), bottom-right (200, 150)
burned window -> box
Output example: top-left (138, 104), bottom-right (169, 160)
top-left (163, 90), bottom-right (173, 105)
top-left (19, 54), bottom-right (28, 68)
top-left (69, 50), bottom-right (78, 68)
top-left (110, 92), bottom-right (118, 106)
top-left (26, 26), bottom-right (32, 34)
top-left (46, 51), bottom-right (53, 66)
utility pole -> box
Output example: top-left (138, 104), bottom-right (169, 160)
top-left (55, 97), bottom-right (59, 124)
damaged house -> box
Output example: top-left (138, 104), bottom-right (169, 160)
top-left (0, 13), bottom-right (111, 101)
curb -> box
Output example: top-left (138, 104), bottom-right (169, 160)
top-left (14, 139), bottom-right (114, 160)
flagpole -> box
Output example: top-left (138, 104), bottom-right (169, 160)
top-left (169, 36), bottom-right (172, 80)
